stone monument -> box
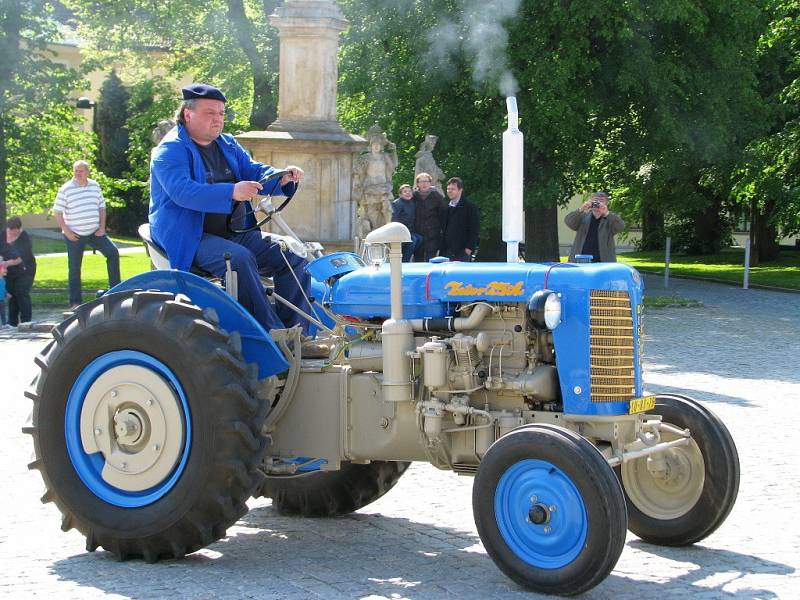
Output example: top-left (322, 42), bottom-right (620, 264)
top-left (414, 134), bottom-right (445, 191)
top-left (352, 124), bottom-right (397, 234)
top-left (236, 0), bottom-right (366, 245)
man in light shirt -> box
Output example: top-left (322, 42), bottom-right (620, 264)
top-left (53, 161), bottom-right (120, 308)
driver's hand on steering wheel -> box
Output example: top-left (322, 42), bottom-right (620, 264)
top-left (233, 180), bottom-right (263, 201)
top-left (280, 165), bottom-right (304, 186)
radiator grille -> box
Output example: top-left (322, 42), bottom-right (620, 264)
top-left (590, 290), bottom-right (635, 402)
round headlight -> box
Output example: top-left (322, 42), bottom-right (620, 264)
top-left (543, 292), bottom-right (562, 330)
top-left (366, 243), bottom-right (387, 267)
top-left (528, 289), bottom-right (562, 330)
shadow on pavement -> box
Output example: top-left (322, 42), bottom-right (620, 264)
top-left (47, 504), bottom-right (790, 599)
top-left (642, 383), bottom-right (754, 408)
top-left (623, 539), bottom-right (795, 599)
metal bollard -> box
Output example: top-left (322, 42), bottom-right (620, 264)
top-left (743, 238), bottom-right (751, 290)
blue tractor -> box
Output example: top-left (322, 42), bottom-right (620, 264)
top-left (24, 213), bottom-right (738, 596)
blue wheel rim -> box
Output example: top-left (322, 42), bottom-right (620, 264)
top-left (494, 458), bottom-right (588, 569)
top-left (65, 350), bottom-right (192, 508)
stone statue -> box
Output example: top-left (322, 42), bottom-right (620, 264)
top-left (151, 119), bottom-right (176, 146)
top-left (414, 134), bottom-right (445, 191)
top-left (150, 119), bottom-right (176, 161)
top-left (352, 124), bottom-right (397, 234)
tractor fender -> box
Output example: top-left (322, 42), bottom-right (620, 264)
top-left (110, 270), bottom-right (289, 378)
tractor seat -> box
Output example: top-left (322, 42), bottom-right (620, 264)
top-left (137, 223), bottom-right (214, 278)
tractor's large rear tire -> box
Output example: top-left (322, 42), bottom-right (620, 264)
top-left (23, 291), bottom-right (268, 561)
top-left (258, 460), bottom-right (410, 517)
top-left (618, 393), bottom-right (739, 546)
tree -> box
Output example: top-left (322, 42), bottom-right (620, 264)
top-left (1, 0), bottom-right (95, 226)
top-left (731, 0), bottom-right (800, 264)
top-left (574, 0), bottom-right (767, 254)
top-left (107, 76), bottom-right (176, 234)
top-left (95, 69), bottom-right (130, 177)
top-left (338, 0), bottom-right (612, 261)
top-left (337, 0), bottom-right (772, 260)
top-left (62, 0), bottom-right (281, 130)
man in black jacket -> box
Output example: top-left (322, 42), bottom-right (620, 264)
top-left (4, 216), bottom-right (34, 325)
top-left (412, 172), bottom-right (446, 261)
top-left (441, 177), bottom-right (480, 262)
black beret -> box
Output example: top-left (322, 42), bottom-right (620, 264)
top-left (181, 83), bottom-right (227, 102)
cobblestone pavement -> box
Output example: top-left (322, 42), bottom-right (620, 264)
top-left (1, 275), bottom-right (798, 599)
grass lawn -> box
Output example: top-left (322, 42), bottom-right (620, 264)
top-left (27, 242), bottom-right (799, 308)
top-left (643, 294), bottom-right (701, 308)
top-left (618, 248), bottom-right (800, 290)
top-left (30, 234), bottom-right (142, 255)
top-left (32, 252), bottom-right (152, 306)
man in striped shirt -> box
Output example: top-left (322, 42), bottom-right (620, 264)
top-left (53, 161), bottom-right (120, 308)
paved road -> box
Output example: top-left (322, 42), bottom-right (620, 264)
top-left (1, 274), bottom-right (798, 599)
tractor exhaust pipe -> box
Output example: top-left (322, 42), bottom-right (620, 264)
top-left (364, 223), bottom-right (415, 402)
top-left (502, 96), bottom-right (524, 262)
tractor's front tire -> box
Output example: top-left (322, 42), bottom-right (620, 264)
top-left (473, 424), bottom-right (627, 596)
top-left (24, 291), bottom-right (268, 561)
top-left (619, 393), bottom-right (739, 546)
top-left (258, 460), bottom-right (410, 517)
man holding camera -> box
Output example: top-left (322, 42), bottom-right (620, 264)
top-left (565, 192), bottom-right (625, 262)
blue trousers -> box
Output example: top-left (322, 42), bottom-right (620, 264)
top-left (64, 234), bottom-right (120, 305)
top-left (402, 232), bottom-right (423, 262)
top-left (194, 231), bottom-right (313, 334)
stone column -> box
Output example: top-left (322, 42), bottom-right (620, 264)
top-left (269, 0), bottom-right (347, 134)
top-left (237, 0), bottom-right (366, 247)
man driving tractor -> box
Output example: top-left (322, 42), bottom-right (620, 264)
top-left (149, 83), bottom-right (316, 341)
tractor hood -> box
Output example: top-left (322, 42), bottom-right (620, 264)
top-left (329, 260), bottom-right (642, 319)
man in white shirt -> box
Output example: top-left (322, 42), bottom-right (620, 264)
top-left (53, 161), bottom-right (120, 308)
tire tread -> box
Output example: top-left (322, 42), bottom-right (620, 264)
top-left (23, 289), bottom-right (268, 561)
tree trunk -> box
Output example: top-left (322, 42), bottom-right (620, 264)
top-left (0, 110), bottom-right (7, 231)
top-left (688, 191), bottom-right (727, 255)
top-left (749, 197), bottom-right (780, 265)
top-left (0, 4), bottom-right (23, 230)
top-left (640, 199), bottom-right (665, 251)
top-left (525, 202), bottom-right (560, 262)
top-left (226, 0), bottom-right (277, 128)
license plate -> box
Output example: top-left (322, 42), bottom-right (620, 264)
top-left (629, 395), bottom-right (656, 414)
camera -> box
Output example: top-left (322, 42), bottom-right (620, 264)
top-left (590, 201), bottom-right (601, 208)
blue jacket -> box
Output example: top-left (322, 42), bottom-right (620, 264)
top-left (149, 124), bottom-right (286, 271)
top-left (391, 196), bottom-right (416, 231)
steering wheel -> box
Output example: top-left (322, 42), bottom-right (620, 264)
top-left (227, 169), bottom-right (299, 234)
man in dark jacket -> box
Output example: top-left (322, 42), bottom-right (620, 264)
top-left (4, 216), bottom-right (36, 325)
top-left (441, 177), bottom-right (480, 262)
top-left (412, 172), bottom-right (446, 261)
top-left (391, 184), bottom-right (422, 262)
top-left (565, 192), bottom-right (625, 262)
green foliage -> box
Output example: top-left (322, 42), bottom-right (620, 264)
top-left (1, 1), bottom-right (96, 223)
top-left (6, 105), bottom-right (96, 214)
top-left (125, 77), bottom-right (179, 180)
top-left (730, 0), bottom-right (800, 256)
top-left (337, 0), bottom-right (775, 259)
top-left (6, 0), bottom-right (795, 258)
top-left (95, 70), bottom-right (130, 177)
top-left (581, 0), bottom-right (767, 254)
top-left (643, 295), bottom-right (701, 309)
top-left (102, 76), bottom-right (176, 235)
top-left (62, 0), bottom-right (280, 129)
